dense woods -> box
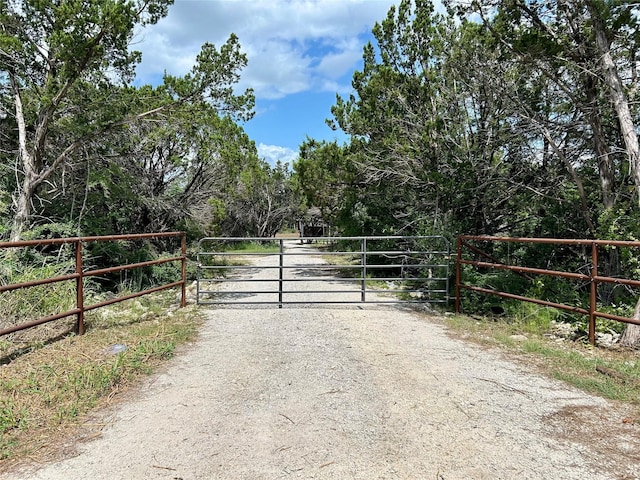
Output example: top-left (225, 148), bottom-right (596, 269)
top-left (2, 0), bottom-right (640, 344)
top-left (297, 0), bottom-right (640, 345)
top-left (310, 0), bottom-right (640, 242)
top-left (0, 0), bottom-right (295, 242)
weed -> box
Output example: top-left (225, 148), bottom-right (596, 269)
top-left (0, 399), bottom-right (28, 434)
top-left (506, 303), bottom-right (559, 335)
top-left (0, 261), bottom-right (77, 332)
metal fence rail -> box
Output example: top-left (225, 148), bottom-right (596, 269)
top-left (456, 235), bottom-right (640, 345)
top-left (1, 232), bottom-right (186, 337)
top-left (196, 236), bottom-right (450, 306)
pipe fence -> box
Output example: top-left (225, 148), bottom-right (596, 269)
top-left (0, 232), bottom-right (186, 337)
top-left (456, 235), bottom-right (640, 345)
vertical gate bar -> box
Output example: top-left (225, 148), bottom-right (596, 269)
top-left (196, 240), bottom-right (201, 305)
top-left (361, 238), bottom-right (367, 302)
top-left (75, 240), bottom-right (85, 335)
top-left (181, 233), bottom-right (187, 308)
top-left (455, 236), bottom-right (462, 313)
top-left (279, 239), bottom-right (284, 308)
top-left (589, 242), bottom-right (598, 345)
top-left (445, 238), bottom-right (450, 305)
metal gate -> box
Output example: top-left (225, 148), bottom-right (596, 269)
top-left (196, 236), bottom-right (450, 306)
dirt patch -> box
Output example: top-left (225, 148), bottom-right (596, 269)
top-left (545, 404), bottom-right (640, 479)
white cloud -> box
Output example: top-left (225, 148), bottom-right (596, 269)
top-left (314, 38), bottom-right (363, 80)
top-left (240, 40), bottom-right (313, 99)
top-left (133, 0), bottom-right (400, 99)
top-left (257, 143), bottom-right (298, 166)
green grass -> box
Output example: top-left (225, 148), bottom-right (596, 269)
top-left (225, 243), bottom-right (280, 254)
top-left (0, 292), bottom-right (202, 464)
top-left (212, 241), bottom-right (281, 254)
top-left (0, 261), bottom-right (77, 331)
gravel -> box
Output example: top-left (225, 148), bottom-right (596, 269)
top-left (5, 242), bottom-right (639, 480)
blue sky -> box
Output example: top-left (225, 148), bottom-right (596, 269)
top-left (132, 0), bottom-right (404, 166)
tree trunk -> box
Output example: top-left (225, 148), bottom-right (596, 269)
top-left (584, 76), bottom-right (615, 211)
top-left (10, 74), bottom-right (37, 242)
top-left (11, 178), bottom-right (36, 243)
top-left (587, 1), bottom-right (640, 346)
top-left (620, 298), bottom-right (640, 347)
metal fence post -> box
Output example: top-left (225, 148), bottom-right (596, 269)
top-left (455, 236), bottom-right (462, 313)
top-left (589, 242), bottom-right (598, 345)
top-left (279, 239), bottom-right (284, 308)
top-left (181, 233), bottom-right (187, 308)
top-left (361, 238), bottom-right (367, 302)
top-left (75, 239), bottom-right (85, 335)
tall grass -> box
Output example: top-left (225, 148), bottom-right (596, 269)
top-left (0, 259), bottom-right (77, 335)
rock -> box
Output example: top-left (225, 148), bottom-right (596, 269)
top-left (175, 281), bottom-right (198, 304)
top-left (551, 321), bottom-right (575, 338)
top-left (595, 332), bottom-right (620, 348)
top-left (105, 344), bottom-right (127, 355)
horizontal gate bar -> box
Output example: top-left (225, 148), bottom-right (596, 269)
top-left (197, 300), bottom-right (447, 305)
top-left (196, 236), bottom-right (450, 306)
top-left (199, 277), bottom-right (448, 283)
top-left (200, 263), bottom-right (447, 270)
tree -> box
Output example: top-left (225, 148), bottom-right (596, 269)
top-left (585, 0), bottom-right (640, 346)
top-left (330, 0), bottom-right (566, 237)
top-left (448, 0), bottom-right (640, 345)
top-left (293, 139), bottom-right (348, 227)
top-left (0, 0), bottom-right (253, 241)
top-left (322, 0), bottom-right (640, 342)
top-left (219, 159), bottom-right (298, 237)
top-left (329, 0), bottom-right (461, 234)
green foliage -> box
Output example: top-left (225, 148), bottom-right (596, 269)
top-left (0, 398), bottom-right (28, 435)
top-left (213, 158), bottom-right (299, 237)
top-left (218, 241), bottom-right (280, 254)
top-left (84, 239), bottom-right (185, 293)
top-left (293, 139), bottom-right (350, 228)
top-left (206, 198), bottom-right (227, 236)
top-left (323, 0), bottom-right (638, 253)
top-left (0, 232), bottom-right (185, 335)
top-left (149, 260), bottom-right (183, 287)
top-left (20, 223), bottom-right (78, 242)
top-left (3, 0), bottom-right (255, 241)
top-left (457, 235), bottom-right (640, 335)
top-left (505, 303), bottom-right (560, 335)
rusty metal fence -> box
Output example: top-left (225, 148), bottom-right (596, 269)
top-left (0, 232), bottom-right (186, 337)
top-left (456, 235), bottom-right (640, 345)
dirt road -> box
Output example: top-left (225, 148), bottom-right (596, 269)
top-left (6, 243), bottom-right (639, 479)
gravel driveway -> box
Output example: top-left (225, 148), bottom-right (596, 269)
top-left (6, 242), bottom-right (639, 479)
